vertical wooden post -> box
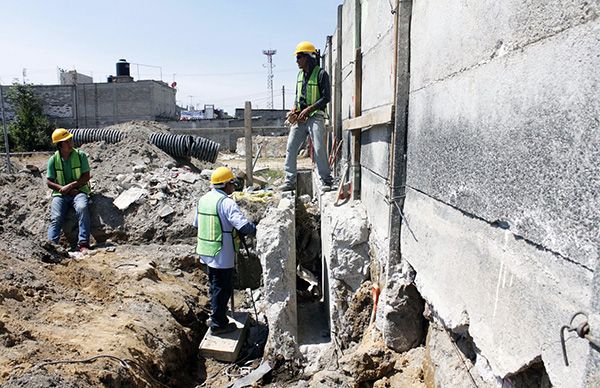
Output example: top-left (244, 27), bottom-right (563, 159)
top-left (335, 5), bottom-right (343, 173)
top-left (244, 101), bottom-right (253, 187)
top-left (352, 48), bottom-right (362, 200)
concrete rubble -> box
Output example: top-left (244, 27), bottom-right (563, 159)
top-left (255, 196), bottom-right (301, 363)
top-left (320, 196), bottom-right (371, 341)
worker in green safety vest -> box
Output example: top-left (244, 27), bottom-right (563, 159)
top-left (46, 128), bottom-right (92, 254)
top-left (194, 166), bottom-right (256, 335)
top-left (280, 40), bottom-right (334, 193)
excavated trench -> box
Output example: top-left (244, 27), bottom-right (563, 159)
top-left (0, 122), bottom-right (552, 387)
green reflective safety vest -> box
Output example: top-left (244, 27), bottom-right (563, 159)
top-left (196, 190), bottom-right (240, 257)
top-left (296, 66), bottom-right (325, 117)
top-left (52, 149), bottom-right (91, 197)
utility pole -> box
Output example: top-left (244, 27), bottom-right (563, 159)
top-left (0, 83), bottom-right (12, 173)
top-left (282, 85), bottom-right (285, 110)
top-left (262, 49), bottom-right (277, 109)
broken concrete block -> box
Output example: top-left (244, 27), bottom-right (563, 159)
top-left (256, 196), bottom-right (300, 362)
top-left (200, 169), bottom-right (213, 180)
top-left (133, 165), bottom-right (146, 173)
top-left (321, 199), bottom-right (371, 344)
top-left (159, 205), bottom-right (175, 218)
top-left (178, 172), bottom-right (198, 183)
top-left (113, 187), bottom-right (148, 210)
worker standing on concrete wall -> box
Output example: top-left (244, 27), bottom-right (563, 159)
top-left (280, 41), bottom-right (333, 192)
top-left (46, 128), bottom-right (92, 253)
top-left (194, 167), bottom-right (256, 335)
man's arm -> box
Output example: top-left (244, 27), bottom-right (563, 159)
top-left (222, 198), bottom-right (256, 236)
top-left (57, 171), bottom-right (90, 195)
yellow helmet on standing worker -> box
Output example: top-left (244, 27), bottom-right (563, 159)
top-left (294, 41), bottom-right (317, 55)
top-left (51, 128), bottom-right (73, 144)
top-left (210, 167), bottom-right (235, 185)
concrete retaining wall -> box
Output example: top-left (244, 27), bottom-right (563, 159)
top-left (326, 0), bottom-right (599, 386)
top-left (403, 0), bottom-right (600, 385)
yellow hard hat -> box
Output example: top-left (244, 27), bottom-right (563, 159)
top-left (51, 128), bottom-right (73, 144)
top-left (294, 41), bottom-right (317, 55)
top-left (210, 167), bottom-right (235, 185)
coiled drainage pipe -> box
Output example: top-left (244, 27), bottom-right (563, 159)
top-left (69, 128), bottom-right (220, 163)
top-left (150, 133), bottom-right (219, 163)
top-left (72, 128), bottom-right (124, 145)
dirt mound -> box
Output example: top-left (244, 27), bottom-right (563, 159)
top-left (0, 122), bottom-right (217, 386)
top-left (1, 121), bottom-right (218, 247)
top-left (0, 244), bottom-right (209, 387)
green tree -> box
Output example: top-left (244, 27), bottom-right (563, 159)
top-left (6, 82), bottom-right (53, 151)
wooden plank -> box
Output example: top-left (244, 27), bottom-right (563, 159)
top-left (244, 101), bottom-right (253, 187)
top-left (342, 104), bottom-right (394, 131)
top-left (199, 312), bottom-right (249, 362)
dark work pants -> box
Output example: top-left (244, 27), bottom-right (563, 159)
top-left (208, 267), bottom-right (233, 328)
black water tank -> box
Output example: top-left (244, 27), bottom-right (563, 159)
top-left (116, 59), bottom-right (130, 77)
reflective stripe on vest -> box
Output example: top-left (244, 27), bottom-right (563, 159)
top-left (296, 66), bottom-right (323, 117)
top-left (52, 149), bottom-right (91, 196)
top-left (196, 190), bottom-right (239, 257)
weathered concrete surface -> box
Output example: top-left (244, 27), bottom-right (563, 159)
top-left (408, 9), bottom-right (600, 268)
top-left (359, 0), bottom-right (395, 111)
top-left (411, 0), bottom-right (600, 90)
top-left (423, 325), bottom-right (495, 388)
top-left (256, 196), bottom-right (299, 361)
top-left (359, 125), bottom-right (392, 242)
top-left (583, 258), bottom-right (600, 386)
top-left (402, 188), bottom-right (593, 387)
top-left (321, 196), bottom-right (370, 340)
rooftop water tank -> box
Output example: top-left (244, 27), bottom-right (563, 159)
top-left (116, 59), bottom-right (130, 77)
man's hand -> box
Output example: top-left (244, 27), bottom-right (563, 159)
top-left (59, 182), bottom-right (77, 195)
top-left (298, 107), bottom-right (312, 122)
top-left (286, 111), bottom-right (299, 125)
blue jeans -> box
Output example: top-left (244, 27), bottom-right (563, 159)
top-left (284, 116), bottom-right (333, 186)
top-left (208, 267), bottom-right (233, 328)
top-left (48, 193), bottom-right (90, 246)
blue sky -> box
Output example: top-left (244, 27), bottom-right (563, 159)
top-left (0, 0), bottom-right (342, 115)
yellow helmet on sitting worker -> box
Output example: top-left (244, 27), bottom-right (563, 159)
top-left (294, 41), bottom-right (317, 55)
top-left (51, 128), bottom-right (73, 144)
top-left (211, 167), bottom-right (235, 185)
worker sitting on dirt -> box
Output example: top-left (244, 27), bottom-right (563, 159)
top-left (46, 128), bottom-right (92, 253)
top-left (195, 166), bottom-right (256, 335)
top-left (280, 40), bottom-right (333, 192)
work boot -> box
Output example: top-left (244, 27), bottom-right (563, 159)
top-left (211, 322), bottom-right (237, 335)
top-left (78, 242), bottom-right (90, 254)
top-left (320, 184), bottom-right (332, 193)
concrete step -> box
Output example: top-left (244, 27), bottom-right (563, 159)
top-left (199, 312), bottom-right (249, 362)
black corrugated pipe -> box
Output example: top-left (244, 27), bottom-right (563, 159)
top-left (149, 133), bottom-right (219, 163)
top-left (70, 128), bottom-right (220, 163)
top-left (149, 132), bottom-right (191, 158)
top-left (71, 128), bottom-right (125, 146)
